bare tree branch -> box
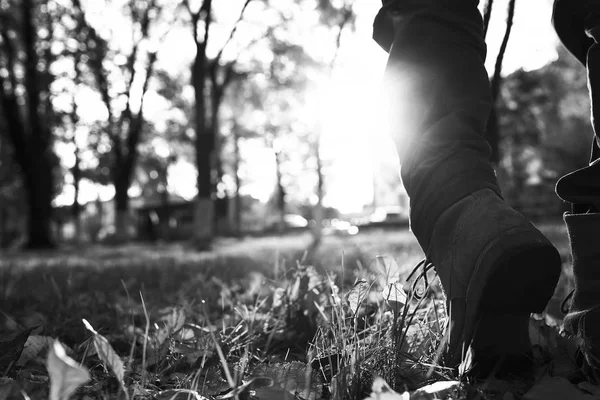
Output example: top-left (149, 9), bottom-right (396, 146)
top-left (70, 48), bottom-right (83, 216)
top-left (330, 5), bottom-right (353, 69)
top-left (119, 1), bottom-right (162, 132)
top-left (72, 0), bottom-right (118, 144)
top-left (126, 50), bottom-right (157, 165)
top-left (183, 0), bottom-right (202, 44)
top-left (214, 0), bottom-right (252, 63)
top-left (201, 0), bottom-right (213, 48)
top-left (228, 26), bottom-right (272, 63)
top-left (485, 0), bottom-right (516, 163)
top-left (482, 0), bottom-right (494, 39)
top-left (490, 0), bottom-right (516, 103)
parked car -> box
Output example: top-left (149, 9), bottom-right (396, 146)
top-left (369, 206), bottom-right (408, 224)
top-left (265, 214), bottom-right (309, 231)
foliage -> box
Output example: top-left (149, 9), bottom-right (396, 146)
top-left (497, 46), bottom-right (593, 217)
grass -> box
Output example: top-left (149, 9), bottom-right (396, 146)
top-left (0, 222), bottom-right (589, 399)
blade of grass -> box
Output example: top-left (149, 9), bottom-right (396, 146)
top-left (140, 291), bottom-right (150, 388)
top-left (200, 302), bottom-right (236, 395)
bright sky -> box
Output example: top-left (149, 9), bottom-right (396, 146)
top-left (54, 0), bottom-right (561, 214)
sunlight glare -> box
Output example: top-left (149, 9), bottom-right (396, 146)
top-left (167, 161), bottom-right (198, 201)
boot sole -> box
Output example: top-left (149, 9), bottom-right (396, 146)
top-left (458, 227), bottom-right (562, 366)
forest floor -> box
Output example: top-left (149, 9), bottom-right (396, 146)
top-left (1, 221), bottom-right (598, 399)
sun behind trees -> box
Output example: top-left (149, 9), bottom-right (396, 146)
top-left (0, 0), bottom-right (588, 248)
top-left (0, 0), bottom-right (368, 248)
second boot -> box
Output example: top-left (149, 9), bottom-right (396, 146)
top-left (562, 213), bottom-right (600, 383)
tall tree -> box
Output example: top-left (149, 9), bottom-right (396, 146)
top-left (67, 47), bottom-right (84, 241)
top-left (72, 0), bottom-right (163, 241)
top-left (183, 0), bottom-right (253, 246)
top-left (0, 0), bottom-right (60, 248)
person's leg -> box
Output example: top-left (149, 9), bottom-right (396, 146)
top-left (373, 0), bottom-right (562, 376)
top-left (553, 0), bottom-right (600, 382)
top-left (375, 0), bottom-right (500, 249)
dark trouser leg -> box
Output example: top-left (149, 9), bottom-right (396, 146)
top-left (554, 0), bottom-right (600, 382)
top-left (373, 0), bottom-right (501, 251)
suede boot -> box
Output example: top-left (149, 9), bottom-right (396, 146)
top-left (563, 212), bottom-right (600, 382)
top-left (427, 189), bottom-right (562, 376)
top-left (373, 0), bottom-right (563, 377)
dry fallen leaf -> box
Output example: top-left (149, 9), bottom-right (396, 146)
top-left (0, 328), bottom-right (34, 373)
top-left (382, 282), bottom-right (408, 311)
top-left (82, 319), bottom-right (126, 397)
top-left (410, 380), bottom-right (460, 400)
top-left (347, 280), bottom-right (370, 315)
top-left (47, 340), bottom-right (90, 400)
top-left (363, 377), bottom-right (409, 400)
top-left (155, 307), bottom-right (187, 346)
top-left (17, 335), bottom-right (55, 366)
top-left (251, 362), bottom-right (323, 400)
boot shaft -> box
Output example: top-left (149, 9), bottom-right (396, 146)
top-left (565, 213), bottom-right (600, 282)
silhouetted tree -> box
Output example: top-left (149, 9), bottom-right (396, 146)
top-left (0, 0), bottom-right (61, 248)
top-left (72, 0), bottom-right (162, 241)
top-left (183, 0), bottom-right (253, 247)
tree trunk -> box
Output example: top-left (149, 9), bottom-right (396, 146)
top-left (193, 44), bottom-right (214, 247)
top-left (0, 207), bottom-right (4, 248)
top-left (482, 0), bottom-right (495, 39)
top-left (233, 129), bottom-right (242, 235)
top-left (195, 132), bottom-right (214, 247)
top-left (0, 0), bottom-right (56, 249)
top-left (312, 136), bottom-right (324, 242)
top-left (94, 196), bottom-right (104, 243)
top-left (211, 97), bottom-right (222, 234)
top-left (274, 148), bottom-right (286, 232)
top-left (0, 108), bottom-right (55, 248)
top-left (72, 151), bottom-right (82, 241)
top-left (25, 166), bottom-right (54, 249)
top-left (71, 46), bottom-right (83, 242)
top-left (71, 166), bottom-right (81, 241)
top-left (114, 173), bottom-right (130, 242)
top-left (160, 164), bottom-right (170, 240)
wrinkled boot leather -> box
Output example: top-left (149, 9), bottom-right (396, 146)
top-left (428, 189), bottom-right (562, 375)
top-left (563, 213), bottom-right (600, 382)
